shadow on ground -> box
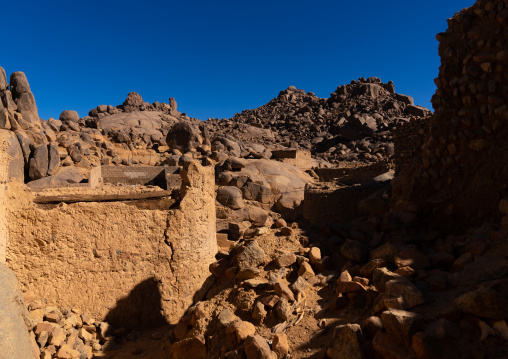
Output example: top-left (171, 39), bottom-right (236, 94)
top-left (100, 277), bottom-right (171, 358)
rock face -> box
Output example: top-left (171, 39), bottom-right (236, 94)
top-left (0, 129), bottom-right (24, 182)
top-left (9, 72), bottom-right (40, 128)
top-left (331, 324), bottom-right (366, 359)
top-left (59, 110), bottom-right (79, 123)
top-left (0, 263), bottom-right (39, 359)
top-left (122, 92), bottom-right (145, 112)
top-left (206, 77), bottom-right (430, 166)
top-left (166, 121), bottom-right (201, 153)
top-left (28, 144), bottom-right (48, 180)
top-left (392, 0), bottom-right (508, 231)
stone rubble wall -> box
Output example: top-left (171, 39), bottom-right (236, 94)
top-left (5, 162), bottom-right (216, 327)
top-left (392, 117), bottom-right (429, 174)
top-left (392, 0), bottom-right (508, 230)
top-left (303, 182), bottom-right (384, 225)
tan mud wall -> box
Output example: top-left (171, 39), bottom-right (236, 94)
top-left (272, 150), bottom-right (312, 170)
top-left (0, 139), bottom-right (11, 262)
top-left (393, 0), bottom-right (508, 230)
top-left (5, 163), bottom-right (216, 327)
top-left (0, 188), bottom-right (6, 263)
top-left (313, 162), bottom-right (390, 184)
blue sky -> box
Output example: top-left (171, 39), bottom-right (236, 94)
top-left (2, 0), bottom-right (474, 121)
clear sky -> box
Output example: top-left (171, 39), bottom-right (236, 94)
top-left (2, 0), bottom-right (475, 121)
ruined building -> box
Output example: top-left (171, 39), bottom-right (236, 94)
top-left (393, 0), bottom-right (508, 231)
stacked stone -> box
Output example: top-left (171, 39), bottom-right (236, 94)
top-left (395, 0), bottom-right (508, 230)
top-left (392, 117), bottom-right (429, 174)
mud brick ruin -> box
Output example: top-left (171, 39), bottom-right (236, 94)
top-left (89, 165), bottom-right (182, 189)
top-left (270, 149), bottom-right (312, 170)
top-left (3, 161), bottom-right (217, 327)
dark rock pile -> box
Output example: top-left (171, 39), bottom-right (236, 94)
top-left (205, 77), bottom-right (431, 165)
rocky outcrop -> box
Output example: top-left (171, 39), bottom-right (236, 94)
top-left (9, 72), bottom-right (41, 130)
top-left (206, 77), bottom-right (431, 166)
top-left (0, 263), bottom-right (39, 359)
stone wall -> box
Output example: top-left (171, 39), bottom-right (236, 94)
top-left (392, 0), bottom-right (508, 230)
top-left (392, 117), bottom-right (428, 174)
top-left (303, 181), bottom-right (384, 225)
top-left (5, 162), bottom-right (216, 327)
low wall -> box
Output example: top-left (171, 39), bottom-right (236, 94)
top-left (272, 149), bottom-right (312, 170)
top-left (303, 181), bottom-right (384, 225)
top-left (5, 162), bottom-right (216, 327)
top-left (313, 162), bottom-right (390, 184)
top-left (90, 165), bottom-right (182, 190)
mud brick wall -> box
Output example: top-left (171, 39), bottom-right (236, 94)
top-left (314, 161), bottom-right (390, 184)
top-left (100, 165), bottom-right (166, 186)
top-left (90, 165), bottom-right (182, 189)
top-left (0, 140), bottom-right (9, 262)
top-left (392, 117), bottom-right (428, 174)
top-left (392, 0), bottom-right (508, 230)
top-left (5, 162), bottom-right (216, 327)
top-left (271, 149), bottom-right (312, 170)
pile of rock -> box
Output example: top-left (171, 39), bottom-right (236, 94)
top-left (165, 183), bottom-right (508, 359)
top-left (215, 157), bottom-right (314, 229)
top-left (23, 292), bottom-right (130, 359)
top-left (205, 77), bottom-right (431, 166)
top-left (172, 222), bottom-right (315, 359)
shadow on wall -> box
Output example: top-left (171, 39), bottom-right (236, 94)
top-left (99, 275), bottom-right (217, 358)
top-left (103, 277), bottom-right (169, 331)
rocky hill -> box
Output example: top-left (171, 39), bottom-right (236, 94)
top-left (205, 77), bottom-right (431, 165)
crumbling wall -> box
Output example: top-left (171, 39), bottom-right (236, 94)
top-left (313, 161), bottom-right (390, 184)
top-left (5, 162), bottom-right (216, 327)
top-left (0, 139), bottom-right (10, 263)
top-left (303, 182), bottom-right (383, 224)
top-left (90, 165), bottom-right (182, 189)
top-left (392, 0), bottom-right (508, 230)
top-left (392, 117), bottom-right (428, 174)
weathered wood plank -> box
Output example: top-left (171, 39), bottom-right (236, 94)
top-left (33, 190), bottom-right (173, 204)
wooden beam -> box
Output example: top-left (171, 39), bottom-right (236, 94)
top-left (33, 190), bottom-right (174, 204)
